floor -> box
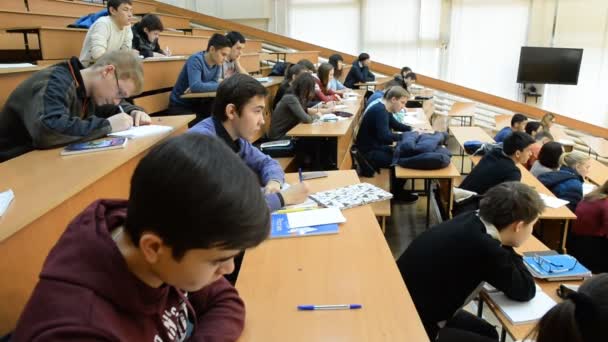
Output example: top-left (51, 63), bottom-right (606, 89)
top-left (383, 135), bottom-right (516, 342)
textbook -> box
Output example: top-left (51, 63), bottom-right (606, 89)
top-left (109, 125), bottom-right (173, 139)
top-left (487, 289), bottom-right (556, 325)
top-left (270, 218), bottom-right (339, 239)
top-left (310, 183), bottom-right (393, 210)
top-left (270, 208), bottom-right (344, 239)
top-left (523, 254), bottom-right (592, 281)
top-left (61, 137), bottom-right (127, 156)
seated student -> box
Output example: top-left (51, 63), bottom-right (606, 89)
top-left (272, 64), bottom-right (306, 110)
top-left (400, 66), bottom-right (413, 78)
top-left (80, 0), bottom-right (135, 66)
top-left (459, 132), bottom-right (535, 195)
top-left (402, 73), bottom-right (423, 108)
top-left (538, 151), bottom-right (590, 212)
top-left (314, 63), bottom-right (342, 102)
top-left (526, 131), bottom-right (552, 169)
top-left (530, 141), bottom-right (563, 177)
top-left (494, 113), bottom-right (528, 142)
top-left (0, 51), bottom-right (148, 162)
top-left (344, 53), bottom-right (375, 89)
top-left (363, 78), bottom-right (403, 115)
top-left (540, 112), bottom-right (556, 139)
top-left (132, 14), bottom-right (169, 58)
top-left (12, 134), bottom-right (271, 340)
top-left (399, 182), bottom-right (542, 341)
top-left (528, 273), bottom-right (608, 342)
top-left (569, 181), bottom-right (608, 273)
top-left (189, 73), bottom-right (309, 212)
top-left (269, 73), bottom-right (334, 140)
top-left (168, 33), bottom-right (232, 123)
top-left (297, 59), bottom-right (317, 74)
top-left (525, 121), bottom-right (543, 138)
top-left (222, 31), bottom-right (248, 79)
top-left (327, 54), bottom-right (350, 93)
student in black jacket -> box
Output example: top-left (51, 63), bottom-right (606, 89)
top-left (132, 14), bottom-right (168, 58)
top-left (344, 53), bottom-right (375, 88)
top-left (459, 131), bottom-right (535, 195)
top-left (398, 182), bottom-right (545, 341)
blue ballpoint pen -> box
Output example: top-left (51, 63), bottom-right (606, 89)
top-left (298, 304), bottom-right (362, 311)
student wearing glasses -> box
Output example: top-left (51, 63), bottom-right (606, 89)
top-left (0, 50), bottom-right (149, 162)
top-left (397, 182), bottom-right (544, 341)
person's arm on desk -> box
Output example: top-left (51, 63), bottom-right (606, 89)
top-left (389, 113), bottom-right (412, 132)
top-left (187, 58), bottom-right (220, 93)
top-left (188, 277), bottom-right (246, 341)
top-left (482, 244), bottom-right (536, 301)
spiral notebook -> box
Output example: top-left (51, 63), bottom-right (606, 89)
top-left (309, 183), bottom-right (393, 210)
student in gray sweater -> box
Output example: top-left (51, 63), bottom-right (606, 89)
top-left (267, 73), bottom-right (333, 140)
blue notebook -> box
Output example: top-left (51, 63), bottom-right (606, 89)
top-left (270, 213), bottom-right (339, 239)
top-left (523, 254), bottom-right (592, 281)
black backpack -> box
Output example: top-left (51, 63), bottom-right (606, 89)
top-left (350, 145), bottom-right (377, 178)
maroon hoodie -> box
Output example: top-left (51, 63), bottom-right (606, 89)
top-left (13, 200), bottom-right (246, 341)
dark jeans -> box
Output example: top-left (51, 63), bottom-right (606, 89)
top-left (363, 146), bottom-right (406, 194)
top-left (568, 233), bottom-right (608, 273)
top-left (168, 98), bottom-right (215, 128)
top-left (432, 310), bottom-right (499, 342)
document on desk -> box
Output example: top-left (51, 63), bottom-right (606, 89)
top-left (285, 207), bottom-right (346, 228)
top-left (109, 125), bottom-right (173, 139)
top-left (487, 288), bottom-right (556, 325)
top-left (0, 63), bottom-right (36, 68)
top-left (539, 193), bottom-right (569, 208)
top-left (583, 183), bottom-right (596, 196)
top-left (0, 189), bottom-right (15, 217)
top-left (401, 116), bottom-right (425, 126)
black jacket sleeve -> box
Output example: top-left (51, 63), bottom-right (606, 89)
top-left (482, 243), bottom-right (536, 302)
top-left (389, 113), bottom-right (412, 132)
top-left (373, 109), bottom-right (401, 144)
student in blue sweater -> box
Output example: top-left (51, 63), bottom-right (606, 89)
top-left (168, 33), bottom-right (232, 125)
top-left (494, 113), bottom-right (528, 142)
top-left (189, 73), bottom-right (309, 212)
top-left (344, 53), bottom-right (375, 89)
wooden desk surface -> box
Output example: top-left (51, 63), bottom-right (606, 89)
top-left (0, 115), bottom-right (193, 242)
top-left (482, 235), bottom-right (583, 341)
top-left (581, 136), bottom-right (608, 158)
top-left (587, 158), bottom-right (608, 186)
top-left (235, 170), bottom-right (429, 342)
top-left (550, 126), bottom-right (574, 145)
top-left (449, 126), bottom-right (494, 145)
top-left (395, 162), bottom-right (460, 179)
top-left (181, 76), bottom-right (283, 99)
top-left (286, 90), bottom-right (365, 137)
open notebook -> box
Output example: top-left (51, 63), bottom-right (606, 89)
top-left (309, 183), bottom-right (393, 210)
top-left (487, 288), bottom-right (556, 325)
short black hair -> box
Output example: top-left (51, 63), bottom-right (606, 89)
top-left (125, 134), bottom-right (270, 260)
top-left (401, 66), bottom-right (412, 74)
top-left (226, 31), bottom-right (246, 46)
top-left (108, 0), bottom-right (131, 11)
top-left (503, 131), bottom-right (535, 155)
top-left (525, 121), bottom-right (542, 135)
top-left (139, 14), bottom-right (164, 32)
top-left (212, 73), bottom-right (268, 121)
top-left (479, 182), bottom-right (545, 230)
top-left (297, 59), bottom-right (316, 73)
top-left (511, 113), bottom-right (528, 127)
top-left (404, 72), bottom-right (417, 81)
top-left (538, 141), bottom-right (563, 169)
top-left (206, 33), bottom-right (232, 52)
top-left (358, 53), bottom-right (370, 62)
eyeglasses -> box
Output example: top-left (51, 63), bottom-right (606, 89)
top-left (533, 254), bottom-right (578, 274)
top-left (113, 69), bottom-right (128, 99)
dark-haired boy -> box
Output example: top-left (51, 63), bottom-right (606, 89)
top-left (459, 131), bottom-right (535, 195)
top-left (190, 73), bottom-right (309, 212)
top-left (132, 13), bottom-right (168, 58)
top-left (13, 134), bottom-right (270, 340)
top-left (168, 33), bottom-right (232, 122)
top-left (344, 53), bottom-right (375, 88)
top-left (398, 182), bottom-right (544, 341)
top-left (80, 0), bottom-right (135, 65)
top-left (494, 113), bottom-right (528, 142)
top-left (222, 31), bottom-right (248, 79)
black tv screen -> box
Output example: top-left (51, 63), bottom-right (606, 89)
top-left (516, 47), bottom-right (583, 85)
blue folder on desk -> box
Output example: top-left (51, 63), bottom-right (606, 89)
top-left (270, 213), bottom-right (339, 239)
top-left (523, 254), bottom-right (592, 281)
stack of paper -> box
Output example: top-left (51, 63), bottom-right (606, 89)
top-left (487, 290), bottom-right (556, 325)
top-left (109, 125), bottom-right (173, 139)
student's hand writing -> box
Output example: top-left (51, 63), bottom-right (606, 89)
top-left (264, 180), bottom-right (282, 194)
top-left (281, 182), bottom-right (310, 205)
top-left (130, 110), bottom-right (151, 126)
top-left (108, 113), bottom-right (133, 132)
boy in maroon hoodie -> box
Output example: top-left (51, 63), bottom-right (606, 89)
top-left (12, 134), bottom-right (270, 341)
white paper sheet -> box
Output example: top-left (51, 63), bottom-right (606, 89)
top-left (109, 125), bottom-right (173, 139)
top-left (0, 189), bottom-right (15, 217)
top-left (488, 289), bottom-right (556, 324)
top-left (539, 193), bottom-right (570, 208)
top-left (286, 207), bottom-right (346, 228)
